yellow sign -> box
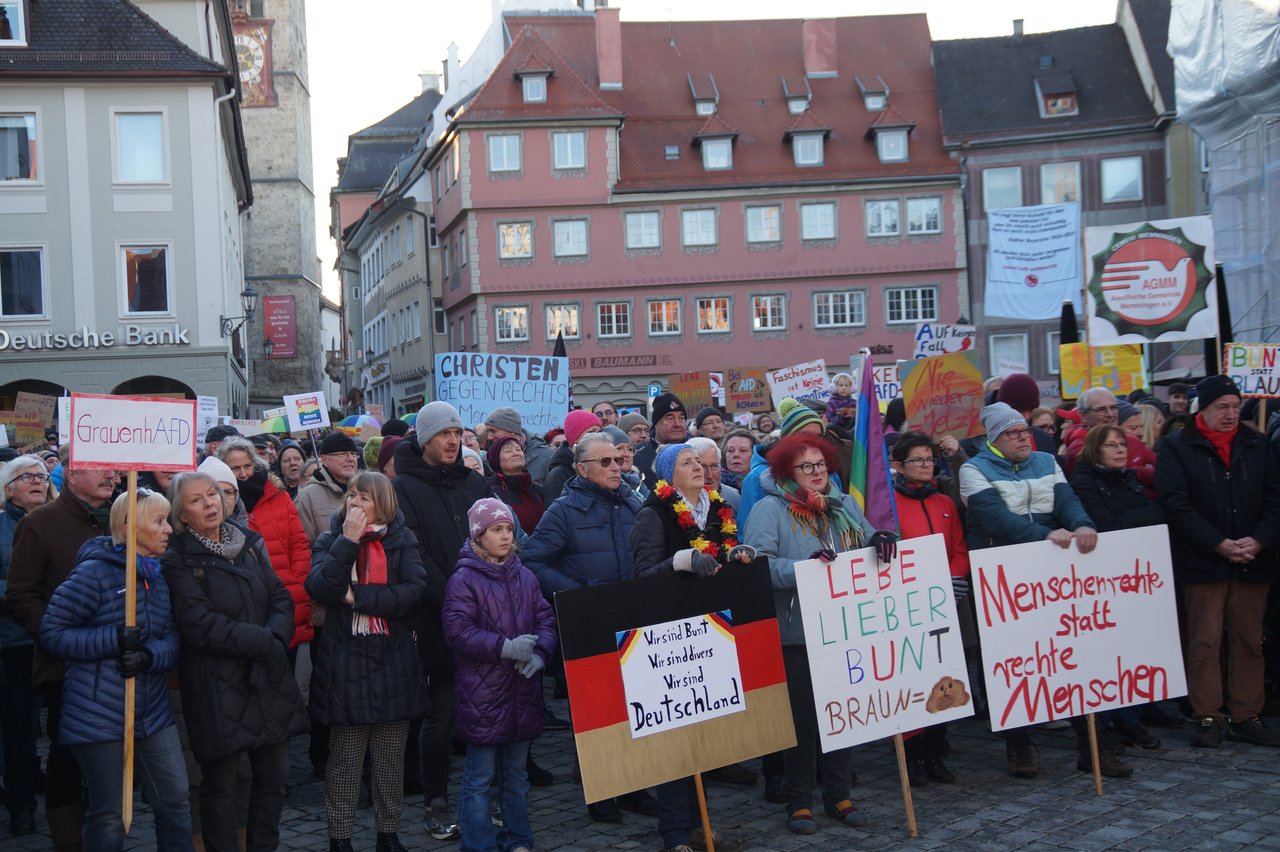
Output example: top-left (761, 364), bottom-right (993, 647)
top-left (1059, 343), bottom-right (1146, 399)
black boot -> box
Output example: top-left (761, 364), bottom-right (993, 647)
top-left (906, 757), bottom-right (928, 787)
top-left (924, 752), bottom-right (955, 783)
top-left (376, 832), bottom-right (408, 852)
top-left (329, 840), bottom-right (354, 852)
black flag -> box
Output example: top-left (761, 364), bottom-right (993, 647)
top-left (552, 331), bottom-right (574, 409)
top-left (1059, 300), bottom-right (1080, 345)
top-left (1202, 264), bottom-right (1231, 377)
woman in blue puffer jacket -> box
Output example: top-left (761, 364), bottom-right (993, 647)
top-left (39, 489), bottom-right (190, 852)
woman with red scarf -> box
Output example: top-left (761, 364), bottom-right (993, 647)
top-left (486, 436), bottom-right (546, 532)
top-left (307, 471), bottom-right (435, 852)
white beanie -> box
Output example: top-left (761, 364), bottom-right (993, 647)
top-left (198, 456), bottom-right (237, 489)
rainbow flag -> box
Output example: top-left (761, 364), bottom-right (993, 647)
top-left (849, 351), bottom-right (899, 531)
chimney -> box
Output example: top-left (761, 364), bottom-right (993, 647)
top-left (443, 42), bottom-right (459, 93)
top-left (802, 19), bottom-right (838, 79)
top-left (419, 71), bottom-right (442, 94)
top-left (596, 6), bottom-right (622, 90)
top-left (1013, 19), bottom-right (1024, 38)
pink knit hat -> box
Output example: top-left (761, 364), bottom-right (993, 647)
top-left (468, 497), bottom-right (514, 540)
top-left (563, 409), bottom-right (602, 447)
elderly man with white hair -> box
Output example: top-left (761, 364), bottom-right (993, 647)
top-left (1063, 387), bottom-right (1157, 490)
top-left (685, 436), bottom-right (740, 510)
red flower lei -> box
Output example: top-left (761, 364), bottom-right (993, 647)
top-left (653, 480), bottom-right (740, 558)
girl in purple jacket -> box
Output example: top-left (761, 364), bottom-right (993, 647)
top-left (443, 499), bottom-right (556, 852)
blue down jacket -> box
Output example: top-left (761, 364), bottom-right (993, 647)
top-left (959, 443), bottom-right (1093, 551)
top-left (39, 537), bottom-right (179, 746)
top-left (443, 540), bottom-right (556, 746)
top-left (521, 476), bottom-right (642, 596)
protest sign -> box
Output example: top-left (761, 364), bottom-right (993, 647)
top-left (0, 412), bottom-right (46, 447)
top-left (68, 394), bottom-right (198, 471)
top-left (0, 425), bottom-right (7, 447)
top-left (556, 560), bottom-right (794, 804)
top-left (985, 203), bottom-right (1082, 321)
top-left (873, 364), bottom-right (902, 402)
top-left (913, 324), bottom-right (977, 359)
top-left (1224, 343), bottom-right (1280, 398)
top-left (263, 406), bottom-right (286, 419)
top-left (15, 391), bottom-right (57, 426)
top-left (725, 367), bottom-right (770, 413)
top-left (1085, 215), bottom-right (1217, 344)
top-left (283, 391), bottom-right (330, 432)
top-left (793, 535), bottom-right (972, 750)
top-left (767, 359), bottom-right (830, 410)
top-left (58, 398), bottom-right (70, 446)
top-left (900, 351), bottom-right (984, 440)
top-left (710, 371), bottom-right (725, 407)
top-left (367, 403), bottom-right (384, 420)
top-left (224, 418), bottom-right (265, 437)
top-left (1058, 343), bottom-right (1146, 399)
top-left (196, 396), bottom-right (219, 441)
top-left (434, 352), bottom-right (569, 432)
top-left (970, 527), bottom-right (1186, 732)
top-left (667, 370), bottom-right (715, 413)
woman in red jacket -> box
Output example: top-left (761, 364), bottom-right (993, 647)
top-left (217, 438), bottom-right (313, 656)
top-left (890, 431), bottom-right (970, 787)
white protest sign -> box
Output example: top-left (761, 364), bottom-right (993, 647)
top-left (1224, 343), bottom-right (1280, 398)
top-left (434, 353), bottom-right (570, 433)
top-left (284, 391), bottom-right (330, 432)
top-left (767, 359), bottom-right (830, 409)
top-left (617, 610), bottom-right (745, 738)
top-left (971, 526), bottom-right (1186, 732)
top-left (68, 394), bottom-right (198, 471)
top-left (263, 406), bottom-right (286, 419)
top-left (58, 398), bottom-right (70, 446)
top-left (913, 323), bottom-right (978, 359)
top-left (196, 396), bottom-right (219, 441)
top-left (985, 202), bottom-right (1082, 321)
top-left (0, 424), bottom-right (7, 448)
top-left (794, 534), bottom-right (972, 750)
top-left (873, 364), bottom-right (901, 402)
top-left (225, 418), bottom-right (265, 437)
top-left (995, 357), bottom-right (1030, 378)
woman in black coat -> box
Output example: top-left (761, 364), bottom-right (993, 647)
top-left (1069, 425), bottom-right (1165, 533)
top-left (307, 471), bottom-right (431, 852)
top-left (162, 471), bottom-right (308, 852)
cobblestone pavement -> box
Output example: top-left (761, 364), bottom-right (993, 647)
top-left (6, 696), bottom-right (1280, 850)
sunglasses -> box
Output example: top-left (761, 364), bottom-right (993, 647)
top-left (580, 455), bottom-right (623, 468)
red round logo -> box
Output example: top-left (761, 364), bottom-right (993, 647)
top-left (1025, 274), bottom-right (1039, 288)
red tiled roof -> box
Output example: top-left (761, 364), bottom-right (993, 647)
top-left (489, 14), bottom-right (959, 192)
top-left (693, 112), bottom-right (739, 140)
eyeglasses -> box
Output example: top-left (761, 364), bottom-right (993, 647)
top-left (902, 457), bottom-right (936, 468)
top-left (14, 472), bottom-right (50, 484)
top-left (1100, 442), bottom-right (1128, 451)
top-left (1002, 428), bottom-right (1033, 440)
top-left (324, 451), bottom-right (359, 459)
top-left (793, 460), bottom-right (829, 475)
top-left (701, 463), bottom-right (721, 473)
top-left (580, 456), bottom-right (623, 468)
top-left (1084, 405), bottom-right (1119, 414)
top-left (595, 409), bottom-right (616, 419)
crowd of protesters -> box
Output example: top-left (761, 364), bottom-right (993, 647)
top-left (0, 369), bottom-right (1277, 851)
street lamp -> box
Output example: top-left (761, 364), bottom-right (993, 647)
top-left (220, 286), bottom-right (260, 337)
top-left (263, 336), bottom-right (275, 357)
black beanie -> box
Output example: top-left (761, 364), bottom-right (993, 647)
top-left (381, 418), bottom-right (410, 437)
top-left (651, 392), bottom-right (687, 426)
top-left (1195, 375), bottom-right (1241, 411)
top-left (319, 431), bottom-right (358, 455)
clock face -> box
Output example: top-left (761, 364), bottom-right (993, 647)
top-left (235, 33), bottom-right (265, 82)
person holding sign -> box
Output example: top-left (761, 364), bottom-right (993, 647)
top-left (743, 433), bottom-right (886, 836)
top-left (38, 490), bottom-right (191, 851)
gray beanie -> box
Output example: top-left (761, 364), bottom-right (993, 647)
top-left (981, 402), bottom-right (1027, 444)
top-left (602, 425), bottom-right (630, 446)
top-left (618, 412), bottom-right (648, 434)
top-left (417, 401), bottom-right (464, 443)
top-left (485, 406), bottom-right (523, 434)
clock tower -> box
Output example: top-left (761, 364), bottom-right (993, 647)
top-left (231, 0), bottom-right (324, 415)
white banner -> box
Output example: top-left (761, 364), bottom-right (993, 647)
top-left (971, 527), bottom-right (1186, 732)
top-left (795, 535), bottom-right (973, 751)
top-left (196, 396), bottom-right (219, 441)
top-left (284, 391), bottom-right (330, 432)
top-left (985, 203), bottom-right (1082, 321)
top-left (766, 359), bottom-right (830, 410)
top-left (68, 394), bottom-right (198, 472)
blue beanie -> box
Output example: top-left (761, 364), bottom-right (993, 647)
top-left (655, 442), bottom-right (694, 484)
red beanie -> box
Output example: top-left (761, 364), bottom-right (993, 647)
top-left (564, 409), bottom-right (602, 446)
top-left (997, 373), bottom-right (1040, 413)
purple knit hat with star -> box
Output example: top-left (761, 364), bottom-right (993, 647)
top-left (467, 497), bottom-right (515, 541)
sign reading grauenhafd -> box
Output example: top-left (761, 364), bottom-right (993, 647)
top-left (69, 393), bottom-right (198, 471)
top-left (971, 527), bottom-right (1186, 732)
top-left (618, 610), bottom-right (744, 738)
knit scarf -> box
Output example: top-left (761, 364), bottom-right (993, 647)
top-left (720, 469), bottom-right (744, 490)
top-left (112, 542), bottom-right (163, 581)
top-left (78, 497), bottom-right (111, 530)
top-left (191, 523), bottom-right (245, 560)
top-left (351, 525), bottom-right (389, 636)
top-left (493, 472), bottom-right (532, 493)
top-left (776, 478), bottom-right (862, 551)
top-left (239, 469), bottom-right (267, 513)
top-left (892, 473), bottom-right (937, 500)
top-left (1197, 413), bottom-right (1236, 467)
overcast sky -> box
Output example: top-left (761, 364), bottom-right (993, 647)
top-left (306, 0), bottom-right (1118, 300)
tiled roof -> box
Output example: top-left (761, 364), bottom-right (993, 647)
top-left (1128, 0), bottom-right (1175, 110)
top-left (338, 90), bottom-right (440, 192)
top-left (354, 90), bottom-right (441, 139)
top-left (933, 25), bottom-right (1156, 142)
top-left (481, 14), bottom-right (958, 192)
top-left (0, 0), bottom-right (227, 77)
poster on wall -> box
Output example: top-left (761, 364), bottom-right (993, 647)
top-left (262, 295), bottom-right (297, 358)
top-left (985, 203), bottom-right (1082, 321)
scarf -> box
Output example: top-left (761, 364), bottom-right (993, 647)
top-left (892, 473), bottom-right (937, 500)
top-left (493, 472), bottom-right (532, 493)
top-left (112, 542), bottom-right (163, 581)
top-left (652, 481), bottom-right (740, 559)
top-left (77, 496), bottom-right (111, 530)
top-left (239, 469), bottom-right (267, 512)
top-left (1197, 412), bottom-right (1236, 467)
top-left (191, 523), bottom-right (246, 560)
top-left (776, 478), bottom-right (862, 551)
top-left (683, 488), bottom-right (711, 528)
top-left (351, 525), bottom-right (389, 636)
top-left (720, 469), bottom-right (744, 490)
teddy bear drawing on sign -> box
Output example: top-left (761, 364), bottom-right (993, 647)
top-left (925, 676), bottom-right (971, 713)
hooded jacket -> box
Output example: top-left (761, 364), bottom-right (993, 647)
top-left (521, 475), bottom-right (642, 597)
top-left (443, 540), bottom-right (556, 746)
top-left (245, 476), bottom-right (313, 647)
top-left (294, 463), bottom-right (348, 543)
top-left (959, 444), bottom-right (1093, 550)
top-left (39, 537), bottom-right (179, 745)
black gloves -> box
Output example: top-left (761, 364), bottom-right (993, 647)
top-left (808, 547), bottom-right (838, 564)
top-left (869, 530), bottom-right (899, 564)
top-left (120, 648), bottom-right (153, 679)
top-left (117, 624), bottom-right (141, 654)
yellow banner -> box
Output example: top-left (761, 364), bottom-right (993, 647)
top-left (1059, 343), bottom-right (1146, 399)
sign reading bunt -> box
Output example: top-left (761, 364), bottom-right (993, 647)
top-left (68, 394), bottom-right (197, 471)
top-left (1085, 215), bottom-right (1217, 344)
top-left (794, 534), bottom-right (973, 750)
top-left (434, 353), bottom-right (569, 433)
top-left (556, 560), bottom-right (795, 804)
top-left (900, 351), bottom-right (984, 440)
top-left (913, 324), bottom-right (977, 359)
top-left (767, 359), bottom-right (831, 410)
top-left (970, 527), bottom-right (1186, 732)
top-left (985, 203), bottom-right (1082, 321)
top-left (1058, 343), bottom-right (1147, 399)
top-left (666, 370), bottom-right (715, 413)
top-left (1224, 343), bottom-right (1280, 398)
top-left (725, 366), bottom-right (770, 413)
top-left (283, 391), bottom-right (330, 432)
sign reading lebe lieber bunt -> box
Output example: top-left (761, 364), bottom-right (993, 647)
top-left (972, 526), bottom-right (1186, 732)
top-left (434, 353), bottom-right (570, 432)
top-left (69, 393), bottom-right (198, 472)
top-left (617, 610), bottom-right (744, 738)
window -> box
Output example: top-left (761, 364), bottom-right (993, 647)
top-left (983, 167), bottom-right (1022, 210)
top-left (441, 245), bottom-right (450, 277)
top-left (433, 299), bottom-right (446, 335)
top-left (752, 295), bottom-right (786, 331)
top-left (990, 333), bottom-right (1030, 375)
top-left (701, 138), bottom-right (732, 170)
top-left (681, 209), bottom-right (717, 247)
top-left (800, 202), bottom-right (836, 240)
top-left (115, 112), bottom-right (166, 182)
top-left (864, 93), bottom-right (886, 111)
top-left (865, 200), bottom-right (899, 237)
top-left (497, 222), bottom-right (532, 259)
top-left (488, 134), bottom-right (521, 173)
top-left (249, 0), bottom-right (266, 17)
top-left (553, 219), bottom-right (587, 257)
top-left (428, 215), bottom-right (438, 248)
top-left (746, 206), bottom-right (781, 244)
top-left (875, 129), bottom-right (908, 163)
top-left (546, 304), bottom-right (580, 339)
top-left (495, 306), bottom-right (529, 342)
top-left (697, 297), bottom-right (730, 333)
top-left (0, 114), bottom-right (37, 181)
top-left (625, 211), bottom-right (660, 249)
top-left (787, 96), bottom-right (809, 115)
top-left (0, 1), bottom-right (28, 46)
top-left (1046, 331), bottom-right (1062, 374)
top-left (1040, 162), bottom-right (1080, 204)
top-left (458, 227), bottom-right (467, 265)
top-left (406, 219), bottom-right (415, 255)
top-left (648, 300), bottom-right (681, 336)
top-left (664, 145), bottom-right (680, 160)
top-left (1199, 139), bottom-right (1211, 173)
top-left (695, 100), bottom-right (716, 116)
top-left (0, 248), bottom-right (43, 318)
top-left (886, 286), bottom-right (938, 323)
top-left (814, 290), bottom-right (865, 328)
top-left (521, 75), bottom-right (547, 104)
top-left (120, 245), bottom-right (171, 315)
top-left (907, 197), bottom-right (941, 235)
top-left (597, 302), bottom-right (630, 338)
top-left (792, 133), bottom-right (824, 166)
top-left (1101, 156), bottom-right (1143, 202)
top-left (552, 131), bottom-right (585, 169)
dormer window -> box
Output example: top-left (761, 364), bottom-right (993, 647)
top-left (874, 128), bottom-right (908, 163)
top-left (1035, 76), bottom-right (1079, 118)
top-left (522, 74), bottom-right (547, 104)
top-left (864, 93), bottom-right (886, 111)
top-left (855, 75), bottom-right (890, 112)
top-left (0, 1), bottom-right (29, 47)
top-left (787, 97), bottom-right (809, 115)
top-left (700, 137), bottom-right (733, 170)
top-left (688, 73), bottom-right (720, 117)
top-left (781, 78), bottom-right (813, 115)
top-left (792, 133), bottom-right (824, 166)
top-left (695, 99), bottom-right (716, 117)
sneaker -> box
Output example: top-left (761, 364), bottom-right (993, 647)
top-left (491, 799), bottom-right (504, 827)
top-left (1190, 717), bottom-right (1223, 749)
top-left (824, 799), bottom-right (869, 828)
top-left (1077, 743), bottom-right (1133, 778)
top-left (659, 847), bottom-right (695, 852)
top-left (763, 774), bottom-right (787, 804)
top-left (1006, 735), bottom-right (1038, 779)
top-left (424, 797), bottom-right (460, 841)
top-left (906, 757), bottom-right (928, 788)
top-left (691, 827), bottom-right (742, 852)
top-left (618, 789), bottom-right (659, 816)
top-left (1227, 716), bottom-right (1280, 747)
top-left (543, 707), bottom-right (571, 731)
top-left (786, 808), bottom-right (817, 835)
top-left (1114, 720), bottom-right (1161, 750)
top-left (587, 799), bottom-right (623, 823)
top-left (924, 754), bottom-right (955, 784)
top-left (704, 762), bottom-right (758, 786)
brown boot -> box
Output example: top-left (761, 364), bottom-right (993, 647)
top-left (46, 804), bottom-right (84, 852)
